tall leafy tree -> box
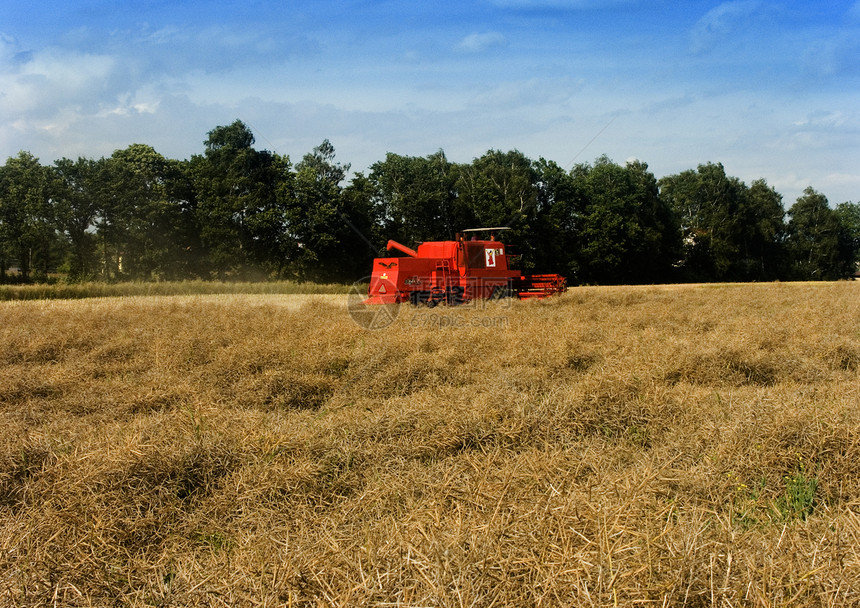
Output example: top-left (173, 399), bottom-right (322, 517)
top-left (341, 171), bottom-right (387, 277)
top-left (659, 163), bottom-right (781, 282)
top-left (191, 120), bottom-right (289, 278)
top-left (368, 150), bottom-right (457, 246)
top-left (4, 127), bottom-right (853, 287)
top-left (743, 179), bottom-right (786, 280)
top-left (570, 156), bottom-right (679, 284)
top-left (835, 201), bottom-right (860, 277)
top-left (0, 151), bottom-right (55, 282)
top-left (89, 155), bottom-right (126, 280)
top-left (455, 149), bottom-right (538, 229)
top-left (289, 139), bottom-right (361, 281)
top-left (659, 163), bottom-right (737, 280)
top-left (454, 150), bottom-right (540, 270)
top-left (50, 157), bottom-right (101, 281)
top-left (785, 187), bottom-right (842, 280)
top-left (106, 144), bottom-right (199, 279)
top-left (533, 157), bottom-right (584, 276)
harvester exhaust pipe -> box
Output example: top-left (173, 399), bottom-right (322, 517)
top-left (386, 240), bottom-right (419, 258)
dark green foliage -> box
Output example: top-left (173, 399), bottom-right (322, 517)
top-left (452, 149), bottom-right (541, 271)
top-left (835, 201), bottom-right (860, 277)
top-left (536, 156), bottom-right (680, 284)
top-left (785, 188), bottom-right (843, 280)
top-left (0, 152), bottom-right (55, 282)
top-left (0, 121), bottom-right (855, 285)
top-left (744, 180), bottom-right (787, 280)
top-left (659, 163), bottom-right (786, 282)
top-left (96, 145), bottom-right (201, 280)
top-left (49, 157), bottom-right (101, 281)
top-left (191, 120), bottom-right (290, 279)
top-left (572, 157), bottom-right (680, 284)
top-left (369, 150), bottom-right (457, 246)
top-left (288, 139), bottom-right (377, 282)
top-left (454, 149), bottom-right (538, 230)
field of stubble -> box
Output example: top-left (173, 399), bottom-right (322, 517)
top-left (1, 283), bottom-right (859, 607)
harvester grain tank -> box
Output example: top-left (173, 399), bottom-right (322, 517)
top-left (365, 228), bottom-right (566, 305)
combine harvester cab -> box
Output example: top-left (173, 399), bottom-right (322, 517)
top-left (365, 228), bottom-right (566, 305)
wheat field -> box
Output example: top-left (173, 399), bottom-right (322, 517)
top-left (1, 283), bottom-right (859, 607)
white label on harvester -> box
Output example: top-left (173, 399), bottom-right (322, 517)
top-left (485, 248), bottom-right (497, 267)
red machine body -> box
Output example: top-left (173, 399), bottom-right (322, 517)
top-left (365, 228), bottom-right (566, 305)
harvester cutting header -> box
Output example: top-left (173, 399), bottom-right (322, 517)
top-left (365, 228), bottom-right (566, 305)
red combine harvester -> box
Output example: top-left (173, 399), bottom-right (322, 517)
top-left (365, 227), bottom-right (566, 305)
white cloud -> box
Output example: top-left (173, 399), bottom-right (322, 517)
top-left (130, 22), bottom-right (318, 74)
top-left (101, 88), bottom-right (162, 117)
top-left (768, 172), bottom-right (860, 205)
top-left (24, 50), bottom-right (115, 93)
top-left (823, 172), bottom-right (860, 190)
top-left (642, 95), bottom-right (697, 115)
top-left (0, 33), bottom-right (18, 64)
top-left (455, 32), bottom-right (508, 54)
top-left (466, 77), bottom-right (583, 110)
top-left (0, 40), bottom-right (152, 159)
top-left (801, 33), bottom-right (860, 78)
top-left (689, 1), bottom-right (760, 54)
top-left (792, 111), bottom-right (849, 130)
top-left (0, 46), bottom-right (118, 116)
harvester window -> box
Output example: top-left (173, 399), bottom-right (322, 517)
top-left (465, 243), bottom-right (485, 268)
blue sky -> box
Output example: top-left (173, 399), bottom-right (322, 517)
top-left (1, 0), bottom-right (858, 206)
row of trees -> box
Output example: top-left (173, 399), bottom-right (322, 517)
top-left (1, 120), bottom-right (858, 285)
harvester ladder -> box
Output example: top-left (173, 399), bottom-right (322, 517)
top-left (432, 260), bottom-right (451, 295)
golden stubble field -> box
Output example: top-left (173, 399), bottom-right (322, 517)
top-left (1, 283), bottom-right (859, 607)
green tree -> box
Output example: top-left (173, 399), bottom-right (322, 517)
top-left (743, 179), bottom-right (786, 280)
top-left (835, 201), bottom-right (860, 277)
top-left (455, 149), bottom-right (538, 229)
top-left (659, 163), bottom-right (781, 282)
top-left (289, 139), bottom-right (359, 281)
top-left (50, 157), bottom-right (101, 281)
top-left (785, 187), bottom-right (842, 280)
top-left (0, 151), bottom-right (55, 282)
top-left (569, 156), bottom-right (680, 284)
top-left (191, 120), bottom-right (290, 278)
top-left (533, 157), bottom-right (584, 277)
top-left (454, 150), bottom-right (540, 270)
top-left (368, 150), bottom-right (457, 246)
top-left (90, 156), bottom-right (126, 280)
top-left (341, 171), bottom-right (387, 277)
top-left (106, 144), bottom-right (200, 279)
top-left (621, 159), bottom-right (680, 283)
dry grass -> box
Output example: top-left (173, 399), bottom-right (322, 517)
top-left (0, 280), bottom-right (350, 301)
top-left (1, 282), bottom-right (859, 606)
